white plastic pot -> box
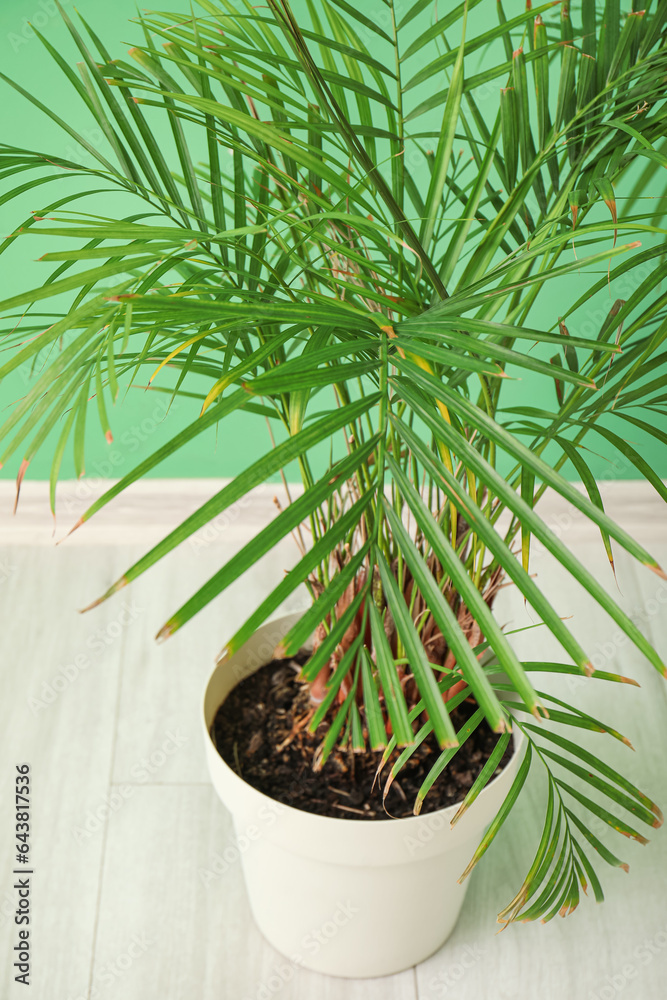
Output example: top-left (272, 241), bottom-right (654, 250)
top-left (202, 613), bottom-right (524, 979)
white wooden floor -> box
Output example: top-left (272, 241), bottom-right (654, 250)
top-left (1, 479), bottom-right (666, 1000)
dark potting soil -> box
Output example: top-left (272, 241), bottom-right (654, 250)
top-left (211, 656), bottom-right (513, 820)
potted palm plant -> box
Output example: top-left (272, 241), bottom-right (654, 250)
top-left (2, 0), bottom-right (666, 979)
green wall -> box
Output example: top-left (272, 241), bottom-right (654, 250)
top-left (0, 1), bottom-right (664, 484)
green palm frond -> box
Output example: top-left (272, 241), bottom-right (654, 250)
top-left (1, 0), bottom-right (666, 926)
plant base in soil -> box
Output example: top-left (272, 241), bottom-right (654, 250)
top-left (211, 657), bottom-right (512, 820)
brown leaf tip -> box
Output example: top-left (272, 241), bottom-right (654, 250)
top-left (450, 804), bottom-right (467, 828)
top-left (60, 515), bottom-right (84, 542)
top-left (155, 621), bottom-right (175, 644)
top-left (649, 563), bottom-right (667, 582)
top-left (13, 458), bottom-right (29, 515)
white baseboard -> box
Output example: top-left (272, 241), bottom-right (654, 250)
top-left (0, 478), bottom-right (665, 545)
